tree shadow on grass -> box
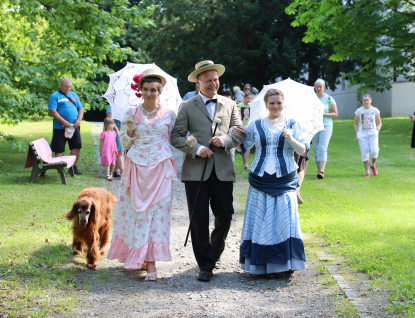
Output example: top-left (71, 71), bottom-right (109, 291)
top-left (0, 242), bottom-right (83, 317)
top-left (0, 243), bottom-right (75, 284)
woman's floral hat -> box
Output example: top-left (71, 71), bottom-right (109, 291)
top-left (130, 69), bottom-right (167, 98)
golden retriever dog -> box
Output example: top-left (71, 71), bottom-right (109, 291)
top-left (64, 188), bottom-right (117, 270)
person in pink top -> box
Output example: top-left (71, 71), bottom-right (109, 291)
top-left (107, 69), bottom-right (177, 281)
top-left (100, 118), bottom-right (118, 181)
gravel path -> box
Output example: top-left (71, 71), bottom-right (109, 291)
top-left (63, 123), bottom-right (388, 317)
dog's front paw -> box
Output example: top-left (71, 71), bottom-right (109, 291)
top-left (99, 249), bottom-right (105, 255)
top-left (73, 250), bottom-right (83, 255)
top-left (87, 263), bottom-right (97, 270)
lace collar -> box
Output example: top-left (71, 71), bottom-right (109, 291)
top-left (135, 104), bottom-right (168, 125)
top-left (264, 115), bottom-right (285, 132)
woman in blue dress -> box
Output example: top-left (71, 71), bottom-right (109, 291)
top-left (238, 88), bottom-right (309, 277)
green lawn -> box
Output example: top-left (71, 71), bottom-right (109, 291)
top-left (0, 119), bottom-right (104, 317)
top-left (234, 117), bottom-right (415, 316)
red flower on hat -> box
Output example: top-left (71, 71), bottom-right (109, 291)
top-left (132, 73), bottom-right (145, 98)
top-left (133, 74), bottom-right (144, 83)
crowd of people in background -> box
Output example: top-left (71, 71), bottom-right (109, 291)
top-left (49, 75), bottom-right (393, 202)
top-left (50, 74), bottom-right (415, 186)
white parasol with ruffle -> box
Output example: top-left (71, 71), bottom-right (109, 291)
top-left (248, 78), bottom-right (326, 143)
top-left (103, 63), bottom-right (182, 120)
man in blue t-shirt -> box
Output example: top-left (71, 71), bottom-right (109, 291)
top-left (48, 78), bottom-right (84, 175)
top-left (182, 84), bottom-right (199, 101)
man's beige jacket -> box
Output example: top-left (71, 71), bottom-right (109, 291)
top-left (171, 94), bottom-right (246, 182)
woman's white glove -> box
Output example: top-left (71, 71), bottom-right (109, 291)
top-left (126, 115), bottom-right (137, 131)
top-left (185, 134), bottom-right (197, 147)
top-left (283, 130), bottom-right (306, 156)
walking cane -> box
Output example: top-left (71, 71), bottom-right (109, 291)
top-left (184, 118), bottom-right (221, 247)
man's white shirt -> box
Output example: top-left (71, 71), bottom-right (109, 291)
top-left (196, 92), bottom-right (223, 155)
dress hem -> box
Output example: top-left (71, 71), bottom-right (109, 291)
top-left (107, 239), bottom-right (171, 270)
top-left (241, 257), bottom-right (305, 274)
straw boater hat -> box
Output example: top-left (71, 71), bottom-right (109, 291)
top-left (188, 60), bottom-right (225, 82)
top-left (134, 69), bottom-right (167, 88)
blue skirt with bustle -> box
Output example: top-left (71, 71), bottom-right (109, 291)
top-left (240, 171), bottom-right (305, 274)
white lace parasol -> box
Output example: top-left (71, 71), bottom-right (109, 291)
top-left (103, 63), bottom-right (182, 121)
top-left (248, 78), bottom-right (326, 143)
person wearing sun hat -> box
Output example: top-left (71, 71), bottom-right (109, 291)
top-left (171, 60), bottom-right (246, 282)
top-left (107, 68), bottom-right (177, 282)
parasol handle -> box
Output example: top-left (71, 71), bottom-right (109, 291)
top-left (285, 83), bottom-right (288, 130)
top-left (284, 109), bottom-right (287, 130)
top-left (284, 97), bottom-right (287, 130)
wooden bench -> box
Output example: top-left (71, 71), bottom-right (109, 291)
top-left (24, 138), bottom-right (77, 185)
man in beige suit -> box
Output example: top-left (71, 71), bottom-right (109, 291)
top-left (171, 60), bottom-right (246, 282)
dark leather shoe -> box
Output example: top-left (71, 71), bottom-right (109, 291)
top-left (113, 171), bottom-right (122, 177)
top-left (197, 271), bottom-right (212, 282)
top-left (214, 260), bottom-right (221, 270)
top-left (72, 165), bottom-right (82, 175)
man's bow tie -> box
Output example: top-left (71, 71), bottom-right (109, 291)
top-left (205, 99), bottom-right (217, 105)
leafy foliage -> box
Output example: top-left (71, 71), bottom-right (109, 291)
top-left (134, 0), bottom-right (354, 94)
top-left (286, 0), bottom-right (415, 92)
top-left (0, 131), bottom-right (26, 152)
top-left (0, 0), bottom-right (153, 124)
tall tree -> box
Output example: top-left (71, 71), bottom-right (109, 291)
top-left (286, 0), bottom-right (415, 92)
top-left (0, 0), bottom-right (153, 124)
top-left (134, 0), bottom-right (354, 95)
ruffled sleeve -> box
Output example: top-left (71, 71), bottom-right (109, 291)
top-left (243, 120), bottom-right (257, 151)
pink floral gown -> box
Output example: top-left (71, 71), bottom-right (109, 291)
top-left (107, 105), bottom-right (177, 269)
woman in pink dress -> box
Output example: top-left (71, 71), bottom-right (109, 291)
top-left (100, 117), bottom-right (118, 181)
top-left (107, 69), bottom-right (177, 281)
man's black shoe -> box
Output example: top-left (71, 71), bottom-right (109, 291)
top-left (72, 165), bottom-right (82, 175)
top-left (214, 260), bottom-right (221, 270)
top-left (197, 271), bottom-right (212, 282)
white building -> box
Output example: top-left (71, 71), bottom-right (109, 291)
top-left (325, 77), bottom-right (415, 119)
